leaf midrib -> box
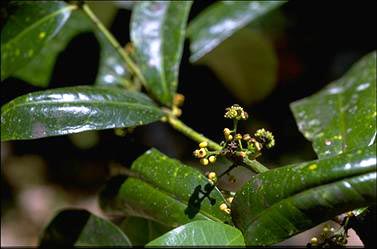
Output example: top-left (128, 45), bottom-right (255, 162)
top-left (129, 175), bottom-right (225, 224)
top-left (1, 99), bottom-right (161, 118)
top-left (1, 5), bottom-right (76, 48)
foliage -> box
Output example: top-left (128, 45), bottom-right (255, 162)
top-left (1, 0), bottom-right (375, 246)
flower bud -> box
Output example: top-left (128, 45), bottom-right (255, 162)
top-left (223, 128), bottom-right (231, 136)
top-left (208, 156), bottom-right (216, 163)
top-left (243, 133), bottom-right (251, 141)
top-left (219, 203), bottom-right (228, 211)
top-left (227, 197), bottom-right (234, 204)
top-left (226, 135), bottom-right (233, 141)
top-left (200, 158), bottom-right (209, 166)
top-left (235, 133), bottom-right (242, 140)
top-left (310, 237), bottom-right (318, 246)
top-left (199, 141), bottom-right (208, 148)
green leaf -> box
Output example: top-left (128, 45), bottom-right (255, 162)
top-left (291, 52), bottom-right (377, 158)
top-left (1, 86), bottom-right (163, 141)
top-left (232, 145), bottom-right (376, 245)
top-left (118, 216), bottom-right (170, 246)
top-left (199, 28), bottom-right (277, 105)
top-left (39, 209), bottom-right (131, 246)
top-left (130, 1), bottom-right (193, 106)
top-left (13, 10), bottom-right (131, 88)
top-left (99, 148), bottom-right (231, 227)
top-left (146, 220), bottom-right (245, 246)
top-left (1, 1), bottom-right (76, 80)
top-left (187, 1), bottom-right (286, 62)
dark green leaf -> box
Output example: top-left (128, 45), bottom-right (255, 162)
top-left (1, 86), bottom-right (163, 141)
top-left (39, 209), bottom-right (131, 246)
top-left (99, 149), bottom-right (231, 227)
top-left (130, 1), bottom-right (193, 106)
top-left (187, 1), bottom-right (285, 62)
top-left (232, 145), bottom-right (376, 245)
top-left (146, 220), bottom-right (245, 246)
top-left (13, 10), bottom-right (131, 88)
top-left (1, 1), bottom-right (76, 80)
top-left (118, 216), bottom-right (170, 246)
top-left (291, 52), bottom-right (376, 158)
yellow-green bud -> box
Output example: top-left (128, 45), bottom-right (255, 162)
top-left (199, 141), bottom-right (208, 148)
top-left (208, 172), bottom-right (217, 183)
top-left (235, 133), bottom-right (242, 140)
top-left (223, 128), bottom-right (231, 136)
top-left (209, 155), bottom-right (216, 163)
top-left (227, 197), bottom-right (234, 204)
top-left (226, 135), bottom-right (233, 141)
top-left (310, 237), bottom-right (318, 245)
top-left (200, 158), bottom-right (209, 166)
top-left (219, 203), bottom-right (228, 211)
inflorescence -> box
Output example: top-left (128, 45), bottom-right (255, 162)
top-left (192, 104), bottom-right (275, 214)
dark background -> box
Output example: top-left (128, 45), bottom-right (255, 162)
top-left (1, 1), bottom-right (376, 244)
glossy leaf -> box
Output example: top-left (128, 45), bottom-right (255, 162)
top-left (130, 1), bottom-right (193, 106)
top-left (1, 1), bottom-right (76, 80)
top-left (39, 209), bottom-right (131, 246)
top-left (99, 149), bottom-right (231, 227)
top-left (1, 86), bottom-right (163, 141)
top-left (13, 10), bottom-right (131, 88)
top-left (118, 216), bottom-right (170, 246)
top-left (147, 220), bottom-right (245, 246)
top-left (291, 52), bottom-right (377, 158)
top-left (232, 145), bottom-right (376, 245)
top-left (187, 1), bottom-right (285, 62)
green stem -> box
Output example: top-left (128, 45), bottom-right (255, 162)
top-left (167, 115), bottom-right (222, 151)
top-left (242, 157), bottom-right (269, 173)
top-left (81, 4), bottom-right (146, 85)
top-left (167, 115), bottom-right (270, 173)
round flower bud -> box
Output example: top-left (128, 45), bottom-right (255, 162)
top-left (227, 197), bottom-right (234, 204)
top-left (193, 149), bottom-right (200, 158)
top-left (226, 135), bottom-right (233, 141)
top-left (223, 128), bottom-right (231, 136)
top-left (200, 158), bottom-right (209, 166)
top-left (235, 133), bottom-right (242, 140)
top-left (219, 203), bottom-right (228, 211)
top-left (199, 141), bottom-right (208, 148)
top-left (310, 237), bottom-right (318, 245)
top-left (208, 155), bottom-right (216, 163)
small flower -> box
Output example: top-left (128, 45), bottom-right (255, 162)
top-left (254, 128), bottom-right (275, 149)
top-left (224, 104), bottom-right (248, 120)
top-left (208, 155), bottom-right (216, 163)
top-left (193, 148), bottom-right (206, 158)
top-left (208, 172), bottom-right (217, 184)
top-left (219, 203), bottom-right (231, 214)
top-left (226, 134), bottom-right (233, 141)
top-left (199, 141), bottom-right (208, 148)
top-left (235, 133), bottom-right (242, 140)
top-left (226, 197), bottom-right (234, 204)
top-left (310, 237), bottom-right (318, 246)
top-left (223, 128), bottom-right (231, 137)
top-left (200, 158), bottom-right (209, 166)
top-left (243, 133), bottom-right (251, 141)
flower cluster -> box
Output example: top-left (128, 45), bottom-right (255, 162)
top-left (224, 104), bottom-right (248, 120)
top-left (193, 141), bottom-right (218, 166)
